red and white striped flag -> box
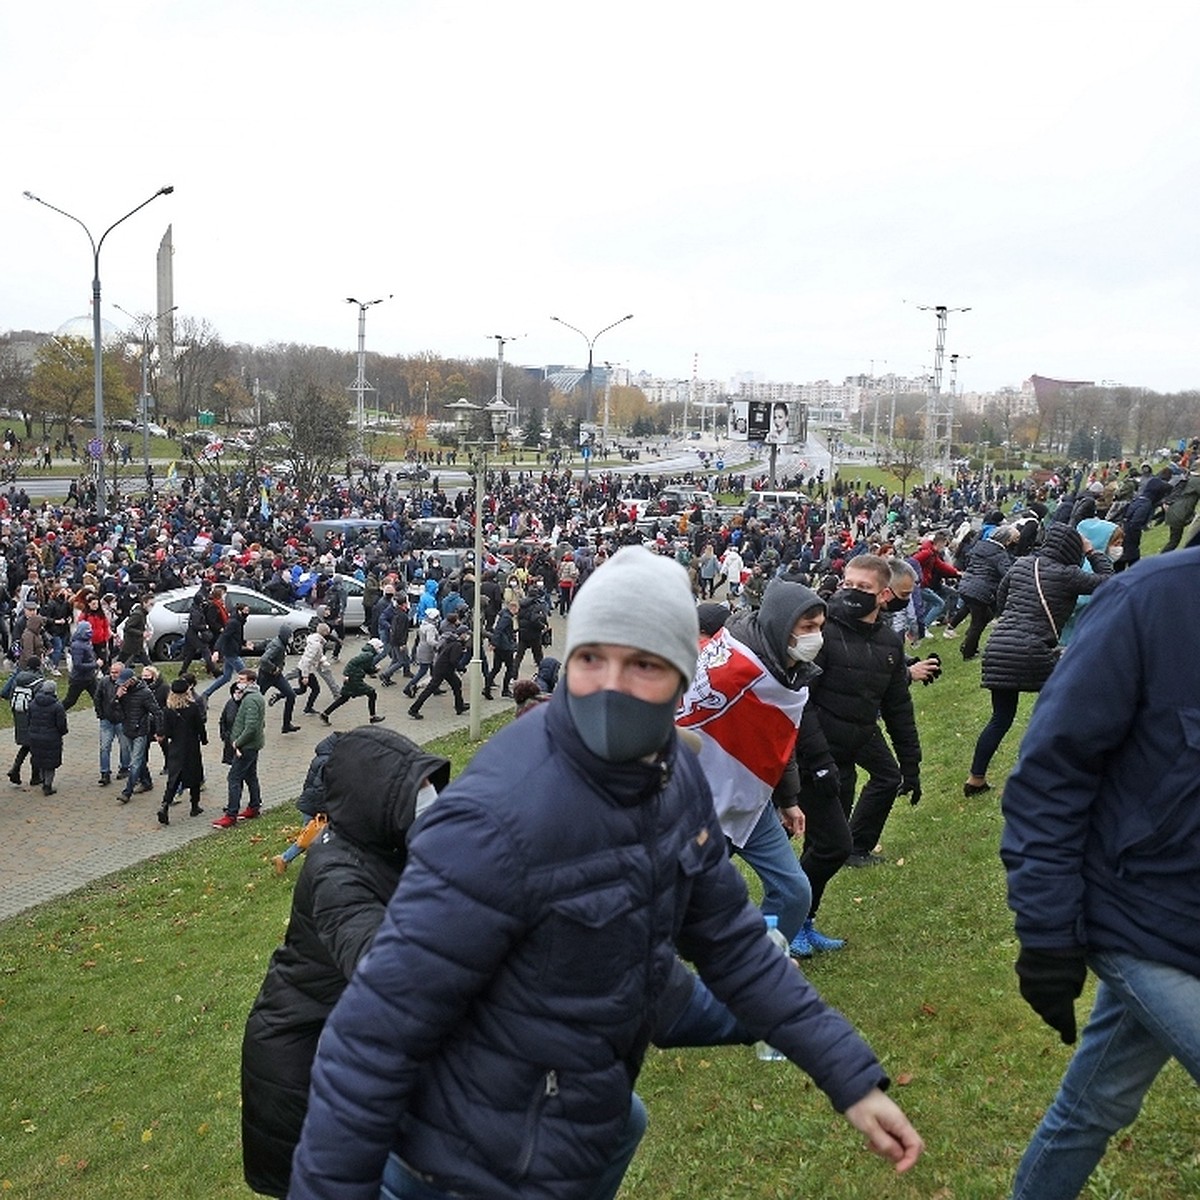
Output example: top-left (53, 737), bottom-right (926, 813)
top-left (677, 628), bottom-right (808, 846)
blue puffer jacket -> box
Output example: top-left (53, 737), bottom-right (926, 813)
top-left (290, 688), bottom-right (887, 1200)
top-left (1001, 546), bottom-right (1200, 978)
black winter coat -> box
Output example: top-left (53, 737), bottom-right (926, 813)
top-left (27, 685), bottom-right (67, 770)
top-left (957, 535), bottom-right (1014, 607)
top-left (804, 593), bottom-right (921, 778)
top-left (241, 728), bottom-right (451, 1198)
top-left (119, 679), bottom-right (161, 739)
top-left (161, 700), bottom-right (207, 786)
top-left (981, 522), bottom-right (1113, 693)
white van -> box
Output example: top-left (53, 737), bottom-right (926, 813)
top-left (660, 486), bottom-right (717, 514)
top-left (756, 490), bottom-right (806, 511)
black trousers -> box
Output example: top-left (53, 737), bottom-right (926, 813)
top-left (411, 662), bottom-right (465, 715)
top-left (799, 727), bottom-right (901, 917)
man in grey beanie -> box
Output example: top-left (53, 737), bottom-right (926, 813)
top-left (290, 546), bottom-right (923, 1200)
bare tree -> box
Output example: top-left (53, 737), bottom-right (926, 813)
top-left (274, 378), bottom-right (352, 496)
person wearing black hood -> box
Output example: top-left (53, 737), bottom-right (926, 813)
top-left (258, 625), bottom-right (301, 733)
top-left (964, 522), bottom-right (1113, 797)
top-left (795, 554), bottom-right (922, 939)
top-left (678, 579), bottom-right (827, 955)
top-left (240, 727), bottom-right (452, 1199)
top-left (26, 676), bottom-right (67, 795)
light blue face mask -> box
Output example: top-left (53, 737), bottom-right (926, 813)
top-left (566, 688), bottom-right (677, 763)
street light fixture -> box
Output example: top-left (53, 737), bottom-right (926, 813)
top-left (550, 312), bottom-right (633, 487)
top-left (445, 397), bottom-right (514, 739)
top-left (346, 295), bottom-right (391, 462)
top-left (24, 185), bottom-right (174, 520)
top-left (114, 302), bottom-right (178, 480)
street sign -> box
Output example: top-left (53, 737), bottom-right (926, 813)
top-left (87, 438), bottom-right (103, 459)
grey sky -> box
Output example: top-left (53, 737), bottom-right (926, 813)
top-left (4, 1), bottom-right (1198, 393)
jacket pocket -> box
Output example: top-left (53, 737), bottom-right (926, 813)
top-left (543, 884), bottom-right (637, 991)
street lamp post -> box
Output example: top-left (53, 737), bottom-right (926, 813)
top-left (550, 313), bottom-right (633, 487)
top-left (346, 295), bottom-right (391, 462)
top-left (445, 398), bottom-right (513, 739)
top-left (24, 186), bottom-right (174, 521)
top-left (115, 303), bottom-right (177, 479)
top-left (490, 333), bottom-right (522, 438)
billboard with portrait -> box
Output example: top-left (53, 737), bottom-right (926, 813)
top-left (729, 400), bottom-right (772, 442)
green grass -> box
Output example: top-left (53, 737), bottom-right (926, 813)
top-left (3, 549), bottom-right (1197, 1198)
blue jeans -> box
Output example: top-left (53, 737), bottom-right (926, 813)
top-left (1011, 950), bottom-right (1200, 1199)
top-left (122, 733), bottom-right (151, 796)
top-left (919, 587), bottom-right (946, 627)
top-left (380, 1093), bottom-right (647, 1200)
top-left (733, 803), bottom-right (812, 943)
top-left (98, 719), bottom-right (130, 775)
top-left (225, 747), bottom-right (261, 817)
top-left (201, 654), bottom-right (245, 700)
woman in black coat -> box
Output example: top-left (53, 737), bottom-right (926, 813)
top-left (26, 678), bottom-right (67, 796)
top-left (156, 678), bottom-right (207, 824)
top-left (240, 727), bottom-right (450, 1199)
top-left (965, 522), bottom-right (1112, 796)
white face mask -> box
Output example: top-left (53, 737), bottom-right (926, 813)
top-left (787, 631), bottom-right (824, 663)
top-left (415, 781), bottom-right (439, 820)
top-left (1108, 545), bottom-right (1123, 561)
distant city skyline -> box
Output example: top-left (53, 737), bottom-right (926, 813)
top-left (5, 4), bottom-right (1199, 394)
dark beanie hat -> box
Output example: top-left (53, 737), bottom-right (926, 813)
top-left (170, 678), bottom-right (190, 694)
top-left (697, 602), bottom-right (731, 637)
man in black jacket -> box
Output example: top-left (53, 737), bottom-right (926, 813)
top-left (259, 627), bottom-right (301, 733)
top-left (202, 601), bottom-right (251, 701)
top-left (408, 617), bottom-right (469, 720)
top-left (512, 587), bottom-right (548, 676)
top-left (116, 667), bottom-right (162, 804)
top-left (797, 554), bottom-right (922, 935)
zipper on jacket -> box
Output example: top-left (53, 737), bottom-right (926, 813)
top-left (515, 1070), bottom-right (558, 1178)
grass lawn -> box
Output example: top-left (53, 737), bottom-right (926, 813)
top-left (2, 545), bottom-right (1197, 1199)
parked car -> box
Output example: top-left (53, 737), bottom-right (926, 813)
top-left (394, 463), bottom-right (431, 481)
top-left (133, 585), bottom-right (311, 661)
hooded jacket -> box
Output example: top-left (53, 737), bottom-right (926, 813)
top-left (67, 623), bottom-right (98, 683)
top-left (800, 588), bottom-right (920, 779)
top-left (242, 728), bottom-right (451, 1198)
top-left (290, 690), bottom-right (888, 1200)
top-left (981, 523), bottom-right (1112, 693)
top-left (27, 680), bottom-right (67, 768)
top-left (1001, 547), bottom-right (1200, 979)
top-left (956, 534), bottom-right (1014, 607)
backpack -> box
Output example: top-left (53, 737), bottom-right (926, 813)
top-left (11, 682), bottom-right (34, 713)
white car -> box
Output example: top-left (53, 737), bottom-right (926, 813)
top-left (135, 585), bottom-right (311, 661)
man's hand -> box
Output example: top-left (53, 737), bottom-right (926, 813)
top-left (908, 658), bottom-right (940, 683)
top-left (897, 775), bottom-right (921, 806)
top-left (843, 1087), bottom-right (924, 1173)
top-left (1015, 946), bottom-right (1088, 1044)
top-left (777, 804), bottom-right (805, 839)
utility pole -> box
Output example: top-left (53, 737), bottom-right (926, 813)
top-left (915, 304), bottom-right (971, 481)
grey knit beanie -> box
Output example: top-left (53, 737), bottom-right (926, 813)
top-left (565, 546), bottom-right (699, 685)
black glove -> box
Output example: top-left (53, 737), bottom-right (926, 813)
top-left (897, 774), bottom-right (921, 806)
top-left (808, 766), bottom-right (841, 803)
top-left (1015, 946), bottom-right (1088, 1044)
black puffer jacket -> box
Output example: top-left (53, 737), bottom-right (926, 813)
top-left (804, 592), bottom-right (920, 777)
top-left (957, 534), bottom-right (1014, 607)
top-left (241, 728), bottom-right (451, 1199)
top-left (981, 522), bottom-right (1112, 692)
top-left (26, 682), bottom-right (67, 770)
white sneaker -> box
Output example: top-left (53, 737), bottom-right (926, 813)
top-left (942, 627), bottom-right (958, 638)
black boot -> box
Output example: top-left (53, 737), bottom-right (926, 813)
top-left (98, 772), bottom-right (112, 786)
top-left (157, 804), bottom-right (169, 826)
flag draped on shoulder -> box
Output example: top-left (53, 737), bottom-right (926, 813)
top-left (677, 628), bottom-right (809, 846)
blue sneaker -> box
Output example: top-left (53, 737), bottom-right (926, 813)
top-left (803, 918), bottom-right (845, 952)
top-left (788, 928), bottom-right (813, 959)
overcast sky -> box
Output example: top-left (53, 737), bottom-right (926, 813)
top-left (4, 2), bottom-right (1199, 394)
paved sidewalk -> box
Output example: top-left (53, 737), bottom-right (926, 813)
top-left (0, 636), bottom-right (524, 923)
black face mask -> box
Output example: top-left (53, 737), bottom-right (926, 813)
top-left (567, 688), bottom-right (678, 763)
top-left (883, 593), bottom-right (910, 613)
top-left (834, 588), bottom-right (880, 619)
